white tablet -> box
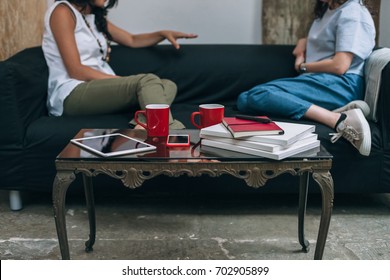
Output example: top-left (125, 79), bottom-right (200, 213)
top-left (70, 133), bottom-right (156, 157)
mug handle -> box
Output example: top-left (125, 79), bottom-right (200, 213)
top-left (134, 110), bottom-right (148, 130)
top-left (191, 111), bottom-right (202, 129)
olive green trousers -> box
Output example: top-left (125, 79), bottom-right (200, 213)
top-left (63, 73), bottom-right (185, 129)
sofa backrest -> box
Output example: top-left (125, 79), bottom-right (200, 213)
top-left (109, 44), bottom-right (298, 105)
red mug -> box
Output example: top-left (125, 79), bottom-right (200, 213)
top-left (191, 104), bottom-right (225, 129)
top-left (135, 104), bottom-right (170, 137)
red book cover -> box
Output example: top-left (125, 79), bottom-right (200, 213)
top-left (222, 117), bottom-right (284, 138)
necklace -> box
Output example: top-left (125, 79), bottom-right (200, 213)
top-left (81, 14), bottom-right (111, 63)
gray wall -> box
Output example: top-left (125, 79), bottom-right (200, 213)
top-left (46, 0), bottom-right (390, 47)
top-left (379, 0), bottom-right (390, 47)
top-left (108, 0), bottom-right (262, 44)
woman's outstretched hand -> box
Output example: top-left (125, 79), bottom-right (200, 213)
top-left (160, 30), bottom-right (198, 49)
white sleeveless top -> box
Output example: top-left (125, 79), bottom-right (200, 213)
top-left (42, 1), bottom-right (115, 116)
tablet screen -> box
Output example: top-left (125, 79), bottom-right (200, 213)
top-left (71, 133), bottom-right (156, 157)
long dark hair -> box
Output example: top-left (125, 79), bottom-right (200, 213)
top-left (314, 0), bottom-right (371, 19)
top-left (55, 0), bottom-right (118, 40)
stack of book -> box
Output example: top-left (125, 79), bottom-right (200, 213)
top-left (200, 116), bottom-right (320, 160)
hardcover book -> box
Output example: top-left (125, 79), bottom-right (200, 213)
top-left (222, 117), bottom-right (284, 138)
top-left (201, 138), bottom-right (320, 160)
top-left (201, 133), bottom-right (318, 153)
top-left (201, 144), bottom-right (321, 159)
top-left (200, 122), bottom-right (316, 146)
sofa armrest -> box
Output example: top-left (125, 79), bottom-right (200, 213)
top-left (0, 60), bottom-right (25, 148)
top-left (377, 62), bottom-right (390, 149)
top-left (0, 47), bottom-right (49, 148)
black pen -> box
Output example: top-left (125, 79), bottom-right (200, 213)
top-left (235, 114), bottom-right (273, 123)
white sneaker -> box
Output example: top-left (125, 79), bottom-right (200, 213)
top-left (333, 100), bottom-right (370, 118)
top-left (330, 109), bottom-right (371, 156)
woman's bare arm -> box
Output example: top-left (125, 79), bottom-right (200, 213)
top-left (301, 52), bottom-right (354, 75)
top-left (50, 4), bottom-right (118, 81)
top-left (293, 38), bottom-right (307, 71)
top-left (107, 21), bottom-right (198, 50)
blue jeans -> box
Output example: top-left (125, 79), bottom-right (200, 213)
top-left (237, 73), bottom-right (364, 120)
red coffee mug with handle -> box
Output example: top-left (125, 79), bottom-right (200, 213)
top-left (191, 104), bottom-right (225, 129)
top-left (135, 104), bottom-right (170, 137)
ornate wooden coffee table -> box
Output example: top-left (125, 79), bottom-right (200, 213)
top-left (52, 129), bottom-right (333, 260)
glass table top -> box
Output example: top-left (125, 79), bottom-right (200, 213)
top-left (58, 128), bottom-right (332, 162)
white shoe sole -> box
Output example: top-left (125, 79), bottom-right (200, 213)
top-left (353, 109), bottom-right (371, 156)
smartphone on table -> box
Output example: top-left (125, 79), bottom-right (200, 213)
top-left (166, 134), bottom-right (190, 147)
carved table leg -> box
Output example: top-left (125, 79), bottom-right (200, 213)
top-left (298, 172), bottom-right (310, 253)
top-left (52, 171), bottom-right (76, 260)
top-left (82, 174), bottom-right (96, 253)
top-left (312, 171), bottom-right (334, 260)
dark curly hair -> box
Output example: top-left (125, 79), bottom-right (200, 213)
top-left (55, 0), bottom-right (118, 40)
top-left (314, 0), bottom-right (372, 19)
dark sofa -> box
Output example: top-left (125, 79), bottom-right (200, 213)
top-left (1, 44), bottom-right (390, 210)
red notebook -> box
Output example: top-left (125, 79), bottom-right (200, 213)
top-left (222, 117), bottom-right (284, 138)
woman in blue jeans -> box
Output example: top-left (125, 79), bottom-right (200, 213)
top-left (237, 0), bottom-right (375, 156)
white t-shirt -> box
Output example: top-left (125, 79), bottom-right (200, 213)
top-left (306, 0), bottom-right (375, 76)
top-left (42, 1), bottom-right (115, 116)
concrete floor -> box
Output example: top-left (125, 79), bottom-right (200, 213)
top-left (1, 188), bottom-right (390, 260)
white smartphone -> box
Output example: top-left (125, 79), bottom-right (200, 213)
top-left (166, 134), bottom-right (190, 147)
top-left (70, 133), bottom-right (156, 157)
